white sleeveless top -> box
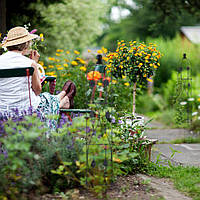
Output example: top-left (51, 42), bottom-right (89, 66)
top-left (0, 51), bottom-right (41, 113)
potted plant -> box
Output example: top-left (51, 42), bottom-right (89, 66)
top-left (106, 40), bottom-right (162, 115)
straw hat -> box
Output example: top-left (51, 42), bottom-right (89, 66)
top-left (1, 26), bottom-right (38, 47)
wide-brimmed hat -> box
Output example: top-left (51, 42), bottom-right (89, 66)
top-left (1, 26), bottom-right (38, 47)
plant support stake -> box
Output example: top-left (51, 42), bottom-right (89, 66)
top-left (133, 82), bottom-right (136, 115)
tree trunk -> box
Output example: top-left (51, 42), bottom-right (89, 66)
top-left (132, 82), bottom-right (136, 115)
top-left (0, 0), bottom-right (6, 35)
top-left (0, 0), bottom-right (6, 55)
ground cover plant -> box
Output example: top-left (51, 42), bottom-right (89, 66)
top-left (0, 104), bottom-right (151, 199)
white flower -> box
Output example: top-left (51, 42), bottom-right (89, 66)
top-left (192, 112), bottom-right (198, 116)
top-left (188, 98), bottom-right (194, 101)
top-left (198, 105), bottom-right (200, 110)
top-left (198, 116), bottom-right (200, 120)
top-left (180, 101), bottom-right (187, 105)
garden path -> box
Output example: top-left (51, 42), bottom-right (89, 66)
top-left (143, 116), bottom-right (200, 167)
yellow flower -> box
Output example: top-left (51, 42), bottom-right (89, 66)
top-left (124, 82), bottom-right (130, 86)
top-left (43, 66), bottom-right (47, 69)
top-left (147, 78), bottom-right (153, 82)
top-left (66, 51), bottom-right (70, 54)
top-left (56, 64), bottom-right (61, 68)
top-left (56, 53), bottom-right (61, 56)
top-left (75, 161), bottom-right (80, 166)
top-left (88, 49), bottom-right (91, 53)
top-left (102, 47), bottom-right (108, 54)
top-left (127, 57), bottom-right (130, 61)
top-left (80, 66), bottom-right (87, 72)
top-left (38, 61), bottom-right (44, 66)
top-left (150, 64), bottom-right (153, 67)
top-left (79, 59), bottom-right (86, 65)
top-left (129, 49), bottom-right (133, 53)
top-left (197, 98), bottom-right (200, 102)
top-left (56, 59), bottom-right (60, 62)
top-left (48, 57), bottom-right (55, 61)
top-left (143, 74), bottom-right (147, 77)
top-left (56, 49), bottom-right (64, 53)
top-left (71, 61), bottom-right (78, 66)
top-left (74, 50), bottom-right (80, 55)
top-left (57, 67), bottom-right (64, 70)
top-left (98, 82), bottom-right (103, 86)
top-left (153, 65), bottom-right (158, 69)
top-left (122, 75), bottom-right (126, 79)
top-left (48, 65), bottom-right (54, 68)
top-left (97, 49), bottom-right (103, 54)
top-left (64, 59), bottom-right (69, 62)
top-left (0, 33), bottom-right (2, 38)
top-left (157, 63), bottom-right (160, 66)
top-left (103, 57), bottom-right (109, 62)
top-left (119, 65), bottom-right (123, 69)
top-left (112, 80), bottom-right (117, 84)
top-left (113, 157), bottom-right (122, 163)
top-left (40, 33), bottom-right (44, 41)
top-left (63, 63), bottom-right (68, 67)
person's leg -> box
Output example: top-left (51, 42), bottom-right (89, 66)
top-left (57, 91), bottom-right (66, 101)
top-left (59, 95), bottom-right (70, 109)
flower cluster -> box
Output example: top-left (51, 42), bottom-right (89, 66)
top-left (106, 40), bottom-right (162, 85)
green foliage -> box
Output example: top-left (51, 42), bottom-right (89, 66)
top-left (146, 36), bottom-right (200, 88)
top-left (99, 0), bottom-right (200, 48)
top-left (32, 0), bottom-right (112, 55)
top-left (0, 115), bottom-right (83, 199)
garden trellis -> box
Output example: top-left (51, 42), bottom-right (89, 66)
top-left (174, 53), bottom-right (192, 125)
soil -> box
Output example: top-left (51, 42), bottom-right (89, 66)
top-left (40, 174), bottom-right (164, 200)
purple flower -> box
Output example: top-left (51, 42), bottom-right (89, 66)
top-left (118, 120), bottom-right (123, 124)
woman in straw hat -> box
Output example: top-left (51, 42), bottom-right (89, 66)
top-left (0, 26), bottom-right (76, 128)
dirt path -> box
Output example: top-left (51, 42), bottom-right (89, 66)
top-left (137, 174), bottom-right (192, 200)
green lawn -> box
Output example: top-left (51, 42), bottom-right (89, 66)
top-left (147, 164), bottom-right (200, 200)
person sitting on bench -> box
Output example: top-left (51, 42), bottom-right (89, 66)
top-left (0, 26), bottom-right (76, 129)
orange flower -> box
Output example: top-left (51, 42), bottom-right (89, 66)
top-left (87, 71), bottom-right (102, 81)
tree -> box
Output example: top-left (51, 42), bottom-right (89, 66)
top-left (33, 0), bottom-right (113, 54)
top-left (99, 0), bottom-right (200, 49)
top-left (0, 0), bottom-right (59, 36)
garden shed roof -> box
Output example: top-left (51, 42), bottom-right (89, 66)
top-left (180, 26), bottom-right (200, 44)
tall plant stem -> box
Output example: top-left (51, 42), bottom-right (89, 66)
top-left (133, 82), bottom-right (137, 115)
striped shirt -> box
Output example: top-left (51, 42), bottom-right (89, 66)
top-left (0, 51), bottom-right (41, 113)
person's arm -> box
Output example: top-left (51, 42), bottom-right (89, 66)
top-left (30, 50), bottom-right (42, 95)
top-left (31, 62), bottom-right (42, 95)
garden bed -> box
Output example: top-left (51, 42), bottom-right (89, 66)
top-left (39, 174), bottom-right (162, 200)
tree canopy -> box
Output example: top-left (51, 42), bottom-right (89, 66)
top-left (99, 0), bottom-right (200, 49)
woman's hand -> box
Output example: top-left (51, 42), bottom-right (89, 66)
top-left (30, 50), bottom-right (40, 63)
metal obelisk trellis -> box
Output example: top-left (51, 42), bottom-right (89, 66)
top-left (174, 53), bottom-right (192, 125)
top-left (84, 54), bottom-right (114, 195)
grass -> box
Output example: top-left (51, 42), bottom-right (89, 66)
top-left (147, 164), bottom-right (200, 200)
top-left (158, 136), bottom-right (200, 144)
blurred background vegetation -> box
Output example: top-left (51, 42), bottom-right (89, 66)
top-left (1, 0), bottom-right (200, 127)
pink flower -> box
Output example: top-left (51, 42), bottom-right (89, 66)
top-left (29, 29), bottom-right (37, 34)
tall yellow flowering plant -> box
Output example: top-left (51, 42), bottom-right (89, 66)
top-left (106, 40), bottom-right (162, 115)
